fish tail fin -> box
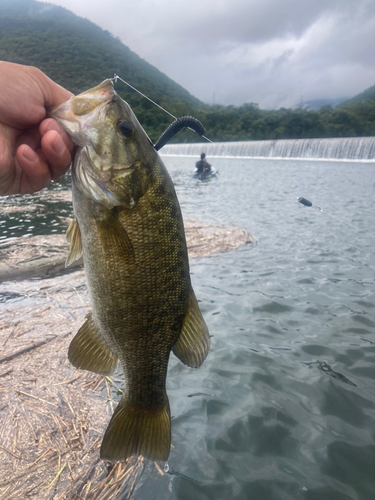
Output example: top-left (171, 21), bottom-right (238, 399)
top-left (100, 398), bottom-right (171, 462)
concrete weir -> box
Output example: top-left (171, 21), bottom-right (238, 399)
top-left (160, 136), bottom-right (375, 161)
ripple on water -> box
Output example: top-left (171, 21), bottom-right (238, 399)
top-left (2, 158), bottom-right (375, 500)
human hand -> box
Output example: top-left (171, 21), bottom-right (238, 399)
top-left (0, 61), bottom-right (74, 196)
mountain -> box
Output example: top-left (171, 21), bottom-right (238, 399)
top-left (304, 97), bottom-right (349, 110)
top-left (339, 84), bottom-right (375, 107)
top-left (0, 0), bottom-right (374, 142)
top-left (0, 0), bottom-right (201, 141)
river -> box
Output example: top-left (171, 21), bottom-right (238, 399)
top-left (1, 156), bottom-right (374, 500)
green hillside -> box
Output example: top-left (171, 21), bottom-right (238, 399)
top-left (0, 0), bottom-right (201, 141)
top-left (340, 84), bottom-right (375, 106)
top-left (1, 0), bottom-right (374, 142)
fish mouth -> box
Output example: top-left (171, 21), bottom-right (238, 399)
top-left (49, 79), bottom-right (144, 208)
top-left (48, 80), bottom-right (116, 145)
top-left (49, 80), bottom-right (128, 207)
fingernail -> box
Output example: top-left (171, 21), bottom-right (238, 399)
top-left (52, 135), bottom-right (65, 156)
top-left (23, 147), bottom-right (39, 163)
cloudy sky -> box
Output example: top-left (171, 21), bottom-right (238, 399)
top-left (42, 0), bottom-right (375, 109)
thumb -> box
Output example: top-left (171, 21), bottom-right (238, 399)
top-left (27, 66), bottom-right (73, 108)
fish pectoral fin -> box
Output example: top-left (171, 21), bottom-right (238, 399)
top-left (173, 288), bottom-right (210, 368)
top-left (65, 218), bottom-right (83, 267)
top-left (97, 212), bottom-right (135, 259)
top-left (100, 399), bottom-right (171, 461)
top-left (68, 312), bottom-right (118, 375)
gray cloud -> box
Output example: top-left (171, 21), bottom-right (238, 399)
top-left (41, 0), bottom-right (375, 108)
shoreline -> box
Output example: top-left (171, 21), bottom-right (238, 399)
top-left (0, 219), bottom-right (255, 282)
top-left (0, 220), bottom-right (255, 499)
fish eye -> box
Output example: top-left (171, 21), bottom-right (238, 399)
top-left (118, 119), bottom-right (134, 137)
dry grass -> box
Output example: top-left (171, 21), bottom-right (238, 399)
top-left (183, 218), bottom-right (255, 257)
top-left (0, 235), bottom-right (71, 264)
top-left (0, 219), bottom-right (255, 283)
top-left (0, 273), bottom-right (161, 500)
top-left (0, 212), bottom-right (255, 497)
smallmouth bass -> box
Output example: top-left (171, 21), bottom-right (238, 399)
top-left (48, 80), bottom-right (210, 462)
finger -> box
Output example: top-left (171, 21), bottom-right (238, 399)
top-left (16, 125), bottom-right (41, 151)
top-left (39, 118), bottom-right (74, 152)
top-left (26, 65), bottom-right (73, 108)
top-left (40, 129), bottom-right (73, 181)
top-left (0, 133), bottom-right (15, 195)
top-left (16, 143), bottom-right (51, 194)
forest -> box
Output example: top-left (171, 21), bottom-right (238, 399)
top-left (1, 0), bottom-right (375, 144)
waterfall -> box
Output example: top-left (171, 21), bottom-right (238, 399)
top-left (159, 137), bottom-right (375, 161)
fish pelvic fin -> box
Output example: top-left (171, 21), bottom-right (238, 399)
top-left (173, 288), bottom-right (210, 368)
top-left (68, 313), bottom-right (118, 375)
top-left (65, 218), bottom-right (83, 267)
top-left (100, 399), bottom-right (171, 462)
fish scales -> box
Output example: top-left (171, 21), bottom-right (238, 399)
top-left (74, 161), bottom-right (190, 402)
top-left (49, 79), bottom-right (210, 462)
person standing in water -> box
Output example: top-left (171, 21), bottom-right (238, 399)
top-left (196, 153), bottom-right (211, 175)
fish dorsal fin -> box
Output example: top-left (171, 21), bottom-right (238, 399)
top-left (173, 289), bottom-right (210, 368)
top-left (68, 312), bottom-right (118, 375)
top-left (65, 218), bottom-right (83, 267)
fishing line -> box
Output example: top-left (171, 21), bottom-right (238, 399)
top-left (113, 75), bottom-right (207, 138)
top-left (113, 75), bottom-right (176, 120)
top-left (113, 74), bottom-right (375, 239)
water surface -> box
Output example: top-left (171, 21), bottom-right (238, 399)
top-left (1, 157), bottom-right (375, 500)
top-left (146, 157), bottom-right (375, 500)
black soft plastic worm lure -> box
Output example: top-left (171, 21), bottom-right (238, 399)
top-left (154, 116), bottom-right (205, 151)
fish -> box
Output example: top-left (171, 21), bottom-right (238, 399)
top-left (48, 80), bottom-right (210, 462)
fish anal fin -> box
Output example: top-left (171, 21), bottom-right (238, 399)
top-left (100, 399), bottom-right (171, 461)
top-left (68, 312), bottom-right (118, 375)
top-left (65, 218), bottom-right (83, 267)
top-left (173, 289), bottom-right (210, 368)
